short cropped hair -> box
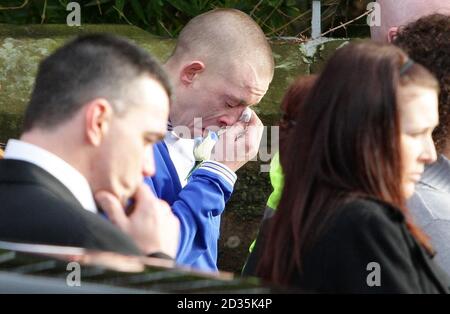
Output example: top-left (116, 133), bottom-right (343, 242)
top-left (24, 34), bottom-right (171, 131)
top-left (170, 8), bottom-right (274, 78)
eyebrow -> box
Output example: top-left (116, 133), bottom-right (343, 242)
top-left (227, 96), bottom-right (250, 107)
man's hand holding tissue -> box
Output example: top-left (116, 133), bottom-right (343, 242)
top-left (212, 108), bottom-right (264, 172)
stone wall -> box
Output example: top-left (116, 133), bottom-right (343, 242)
top-left (0, 24), bottom-right (350, 273)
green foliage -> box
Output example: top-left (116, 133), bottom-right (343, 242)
top-left (0, 0), bottom-right (370, 38)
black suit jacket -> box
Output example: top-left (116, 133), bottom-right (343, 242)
top-left (0, 159), bottom-right (141, 256)
top-left (244, 198), bottom-right (450, 293)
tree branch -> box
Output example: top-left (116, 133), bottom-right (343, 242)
top-left (320, 7), bottom-right (375, 37)
top-left (0, 0), bottom-right (29, 10)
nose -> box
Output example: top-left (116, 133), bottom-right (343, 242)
top-left (218, 107), bottom-right (246, 127)
top-left (142, 145), bottom-right (155, 177)
top-left (420, 137), bottom-right (437, 165)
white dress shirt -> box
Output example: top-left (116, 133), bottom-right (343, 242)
top-left (4, 139), bottom-right (98, 213)
top-left (164, 131), bottom-right (196, 188)
top-left (163, 126), bottom-right (236, 188)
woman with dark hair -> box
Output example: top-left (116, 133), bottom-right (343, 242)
top-left (242, 75), bottom-right (317, 274)
top-left (255, 41), bottom-right (449, 293)
top-left (261, 75), bottom-right (318, 220)
top-left (395, 14), bottom-right (450, 276)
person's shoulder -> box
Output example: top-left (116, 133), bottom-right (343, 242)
top-left (332, 197), bottom-right (404, 233)
top-left (338, 197), bottom-right (403, 218)
top-left (0, 177), bottom-right (70, 207)
top-left (151, 141), bottom-right (174, 173)
top-left (17, 184), bottom-right (92, 223)
top-left (0, 168), bottom-right (90, 224)
top-left (316, 198), bottom-right (409, 258)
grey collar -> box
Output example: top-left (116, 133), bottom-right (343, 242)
top-left (418, 154), bottom-right (450, 194)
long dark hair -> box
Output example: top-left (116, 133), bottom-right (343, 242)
top-left (257, 41), bottom-right (439, 286)
top-left (279, 75), bottom-right (317, 163)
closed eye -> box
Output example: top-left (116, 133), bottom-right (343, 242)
top-left (409, 131), bottom-right (426, 137)
top-left (408, 127), bottom-right (435, 137)
top-left (144, 133), bottom-right (165, 144)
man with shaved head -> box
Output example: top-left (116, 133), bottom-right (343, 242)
top-left (370, 0), bottom-right (450, 42)
top-left (145, 9), bottom-right (274, 271)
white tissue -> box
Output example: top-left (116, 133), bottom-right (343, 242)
top-left (240, 108), bottom-right (252, 123)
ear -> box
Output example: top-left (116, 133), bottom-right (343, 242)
top-left (180, 61), bottom-right (205, 86)
top-left (387, 26), bottom-right (399, 43)
top-left (84, 98), bottom-right (113, 147)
